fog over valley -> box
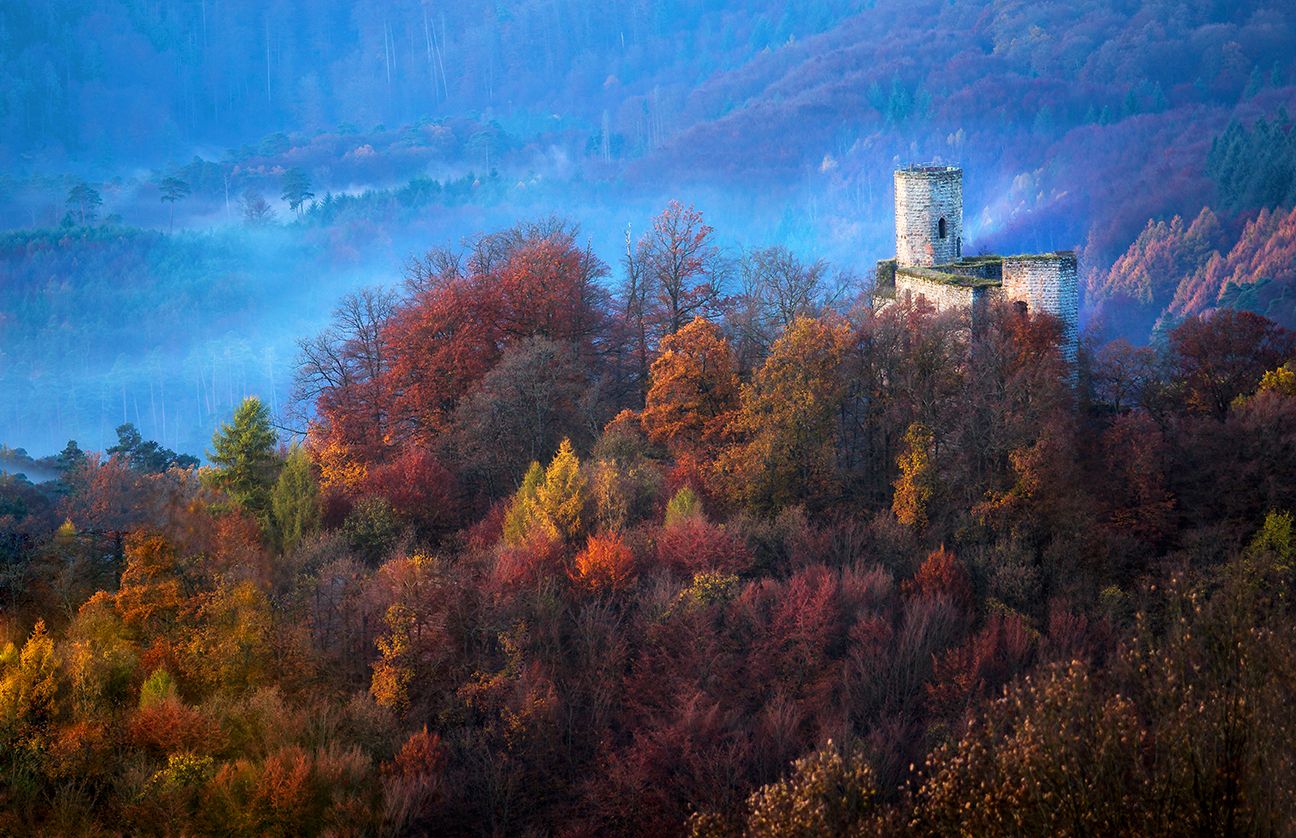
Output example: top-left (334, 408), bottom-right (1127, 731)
top-left (5, 0), bottom-right (1293, 457)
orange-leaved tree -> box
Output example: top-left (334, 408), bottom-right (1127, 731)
top-left (641, 316), bottom-right (739, 456)
top-left (572, 532), bottom-right (637, 592)
top-left (115, 532), bottom-right (187, 640)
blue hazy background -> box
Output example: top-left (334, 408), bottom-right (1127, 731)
top-left (2, 0), bottom-right (1295, 459)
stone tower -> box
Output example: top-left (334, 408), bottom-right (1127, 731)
top-left (1002, 252), bottom-right (1081, 361)
top-left (894, 166), bottom-right (963, 267)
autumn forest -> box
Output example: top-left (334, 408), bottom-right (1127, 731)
top-left (4, 1), bottom-right (1296, 836)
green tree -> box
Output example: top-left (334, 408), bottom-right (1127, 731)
top-left (1249, 509), bottom-right (1294, 570)
top-left (108, 422), bottom-right (198, 473)
top-left (342, 496), bottom-right (402, 564)
top-left (270, 445), bottom-right (321, 553)
top-left (280, 167), bottom-right (314, 216)
top-left (159, 175), bottom-right (190, 232)
top-left (664, 485), bottom-right (702, 526)
top-left (66, 182), bottom-right (102, 225)
top-left (138, 667), bottom-right (177, 709)
top-left (208, 397), bottom-right (279, 523)
top-left (56, 440), bottom-right (86, 472)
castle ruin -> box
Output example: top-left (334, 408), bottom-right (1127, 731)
top-left (874, 165), bottom-right (1080, 360)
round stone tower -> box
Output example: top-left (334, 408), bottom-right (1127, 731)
top-left (1002, 252), bottom-right (1080, 361)
top-left (894, 166), bottom-right (963, 267)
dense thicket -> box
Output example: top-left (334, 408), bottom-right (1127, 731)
top-left (2, 208), bottom-right (1295, 833)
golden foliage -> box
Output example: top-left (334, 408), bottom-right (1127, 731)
top-left (310, 430), bottom-right (368, 496)
top-left (690, 740), bottom-right (878, 838)
top-left (181, 581), bottom-right (275, 695)
top-left (535, 438), bottom-right (587, 540)
top-left (0, 620), bottom-right (61, 730)
top-left (642, 316), bottom-right (739, 454)
top-left (502, 461), bottom-right (554, 546)
top-left (717, 316), bottom-right (848, 511)
top-left (892, 422), bottom-right (935, 528)
top-left (371, 603), bottom-right (415, 715)
top-left (115, 532), bottom-right (186, 638)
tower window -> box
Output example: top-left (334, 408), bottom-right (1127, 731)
top-left (938, 217), bottom-right (947, 239)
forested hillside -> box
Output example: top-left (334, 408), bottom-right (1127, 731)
top-left (4, 0), bottom-right (1296, 454)
top-left (2, 211), bottom-right (1294, 833)
top-left (4, 7), bottom-right (1296, 830)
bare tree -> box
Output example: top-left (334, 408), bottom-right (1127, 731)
top-left (620, 223), bottom-right (652, 400)
top-left (730, 245), bottom-right (855, 365)
top-left (240, 189), bottom-right (276, 225)
top-left (636, 201), bottom-right (727, 337)
top-left (404, 247), bottom-right (464, 295)
top-left (466, 216), bottom-right (574, 276)
top-left (290, 287), bottom-right (398, 434)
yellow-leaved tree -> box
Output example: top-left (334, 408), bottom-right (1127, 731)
top-left (717, 316), bottom-right (848, 512)
top-left (503, 461), bottom-right (552, 546)
top-left (893, 422), bottom-right (936, 529)
top-left (0, 620), bottom-right (61, 733)
top-left (371, 603), bottom-right (415, 715)
top-left (535, 438), bottom-right (587, 541)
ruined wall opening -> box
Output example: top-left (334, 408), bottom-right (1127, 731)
top-left (938, 217), bottom-right (947, 239)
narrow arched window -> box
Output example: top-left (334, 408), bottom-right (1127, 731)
top-left (938, 217), bottom-right (947, 239)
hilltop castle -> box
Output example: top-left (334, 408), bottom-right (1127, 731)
top-left (874, 166), bottom-right (1079, 360)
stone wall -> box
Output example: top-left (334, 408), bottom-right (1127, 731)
top-left (895, 270), bottom-right (990, 316)
top-left (895, 166), bottom-right (963, 268)
top-left (1001, 252), bottom-right (1080, 360)
top-left (935, 256), bottom-right (1002, 281)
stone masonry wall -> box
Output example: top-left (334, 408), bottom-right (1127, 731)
top-left (1001, 252), bottom-right (1080, 360)
top-left (895, 272), bottom-right (988, 315)
top-left (895, 167), bottom-right (963, 268)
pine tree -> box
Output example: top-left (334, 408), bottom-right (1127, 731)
top-left (65, 182), bottom-right (102, 225)
top-left (159, 175), bottom-right (190, 232)
top-left (280, 167), bottom-right (314, 216)
top-left (503, 461), bottom-right (551, 546)
top-left (208, 397), bottom-right (279, 524)
top-left (270, 444), bottom-right (320, 553)
top-left (536, 438), bottom-right (587, 540)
